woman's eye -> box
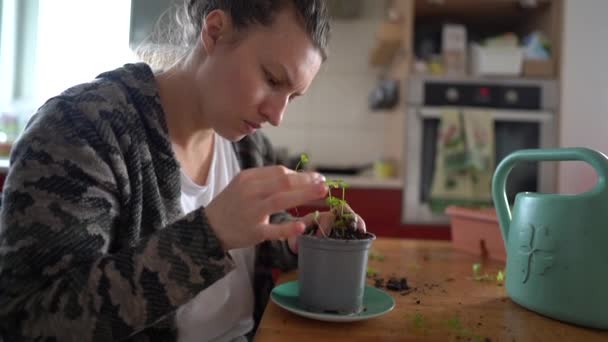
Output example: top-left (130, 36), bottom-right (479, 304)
top-left (264, 70), bottom-right (279, 87)
top-left (267, 76), bottom-right (279, 87)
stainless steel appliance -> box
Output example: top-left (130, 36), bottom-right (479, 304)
top-left (403, 76), bottom-right (558, 224)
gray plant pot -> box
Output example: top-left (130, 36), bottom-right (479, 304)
top-left (297, 233), bottom-right (376, 314)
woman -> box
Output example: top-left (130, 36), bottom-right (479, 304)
top-left (0, 0), bottom-right (364, 341)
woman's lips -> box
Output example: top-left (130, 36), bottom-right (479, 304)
top-left (243, 120), bottom-right (261, 134)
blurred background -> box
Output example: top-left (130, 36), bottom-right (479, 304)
top-left (0, 0), bottom-right (606, 239)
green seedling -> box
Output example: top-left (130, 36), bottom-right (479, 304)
top-left (445, 315), bottom-right (483, 341)
top-left (412, 312), bottom-right (425, 330)
top-left (496, 269), bottom-right (505, 284)
top-left (472, 263), bottom-right (506, 284)
top-left (312, 210), bottom-right (327, 237)
top-left (324, 179), bottom-right (357, 238)
top-left (298, 155), bottom-right (365, 240)
top-left (326, 179), bottom-right (350, 214)
top-left (496, 270), bottom-right (505, 281)
top-left (446, 315), bottom-right (463, 331)
top-left (369, 250), bottom-right (386, 262)
top-left (293, 153), bottom-right (309, 217)
top-left (472, 263), bottom-right (482, 276)
top-left (471, 263), bottom-right (492, 281)
top-left (366, 266), bottom-right (378, 278)
top-left (294, 153), bottom-right (309, 172)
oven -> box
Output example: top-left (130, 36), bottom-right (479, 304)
top-left (402, 76), bottom-right (558, 224)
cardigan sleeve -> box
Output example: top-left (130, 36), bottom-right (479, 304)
top-left (0, 100), bottom-right (235, 341)
top-left (238, 132), bottom-right (300, 271)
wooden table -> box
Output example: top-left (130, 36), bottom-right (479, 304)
top-left (255, 238), bottom-right (608, 341)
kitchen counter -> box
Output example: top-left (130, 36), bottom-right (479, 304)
top-left (319, 173), bottom-right (402, 190)
top-left (256, 238), bottom-right (608, 341)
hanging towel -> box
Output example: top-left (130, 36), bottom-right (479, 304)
top-left (429, 109), bottom-right (495, 213)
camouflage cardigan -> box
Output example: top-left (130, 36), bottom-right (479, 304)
top-left (0, 63), bottom-right (297, 341)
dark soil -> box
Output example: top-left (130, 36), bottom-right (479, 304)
top-left (303, 222), bottom-right (371, 240)
top-left (369, 273), bottom-right (453, 298)
top-left (386, 277), bottom-right (410, 291)
top-left (372, 276), bottom-right (413, 294)
top-left (368, 272), bottom-right (497, 342)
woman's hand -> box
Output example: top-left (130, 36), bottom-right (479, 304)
top-left (205, 166), bottom-right (328, 251)
top-left (287, 204), bottom-right (366, 253)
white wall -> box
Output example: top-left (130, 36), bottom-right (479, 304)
top-left (558, 0), bottom-right (608, 193)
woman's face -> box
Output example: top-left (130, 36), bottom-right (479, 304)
top-left (195, 7), bottom-right (323, 141)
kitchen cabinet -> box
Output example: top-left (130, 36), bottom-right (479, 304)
top-left (411, 0), bottom-right (563, 78)
top-left (370, 0), bottom-right (564, 227)
top-left (415, 0), bottom-right (554, 17)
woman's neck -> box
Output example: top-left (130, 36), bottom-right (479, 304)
top-left (156, 62), bottom-right (215, 185)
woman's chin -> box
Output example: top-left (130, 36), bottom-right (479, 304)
top-left (217, 129), bottom-right (248, 142)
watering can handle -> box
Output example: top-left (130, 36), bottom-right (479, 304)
top-left (492, 147), bottom-right (608, 244)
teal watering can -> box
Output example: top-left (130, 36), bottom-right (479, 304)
top-left (492, 147), bottom-right (608, 330)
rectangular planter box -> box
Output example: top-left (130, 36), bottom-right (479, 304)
top-left (446, 206), bottom-right (506, 262)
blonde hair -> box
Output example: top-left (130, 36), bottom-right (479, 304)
top-left (135, 0), bottom-right (330, 71)
top-left (135, 3), bottom-right (198, 71)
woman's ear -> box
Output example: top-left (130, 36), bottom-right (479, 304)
top-left (201, 9), bottom-right (230, 55)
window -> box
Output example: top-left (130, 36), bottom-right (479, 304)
top-left (35, 0), bottom-right (135, 103)
top-left (0, 0), bottom-right (16, 107)
top-left (0, 0), bottom-right (135, 142)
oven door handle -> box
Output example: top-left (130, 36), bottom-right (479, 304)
top-left (416, 107), bottom-right (553, 122)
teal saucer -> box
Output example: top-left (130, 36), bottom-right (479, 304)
top-left (270, 280), bottom-right (395, 322)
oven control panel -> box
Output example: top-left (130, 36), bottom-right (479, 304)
top-left (424, 82), bottom-right (541, 110)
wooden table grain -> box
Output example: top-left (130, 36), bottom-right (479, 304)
top-left (255, 238), bottom-right (608, 341)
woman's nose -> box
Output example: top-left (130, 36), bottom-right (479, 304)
top-left (260, 95), bottom-right (288, 127)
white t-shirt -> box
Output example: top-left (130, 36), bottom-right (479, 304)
top-left (176, 133), bottom-right (255, 342)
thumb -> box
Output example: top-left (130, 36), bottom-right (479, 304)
top-left (356, 213), bottom-right (367, 232)
top-left (299, 211), bottom-right (320, 227)
top-left (261, 221), bottom-right (306, 242)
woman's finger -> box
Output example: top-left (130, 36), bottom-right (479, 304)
top-left (261, 221), bottom-right (306, 241)
top-left (315, 212), bottom-right (335, 236)
top-left (298, 211), bottom-right (334, 236)
top-left (298, 211), bottom-right (328, 226)
top-left (250, 171), bottom-right (326, 199)
top-left (260, 183), bottom-right (328, 214)
top-left (299, 210), bottom-right (366, 235)
top-left (236, 165), bottom-right (294, 182)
